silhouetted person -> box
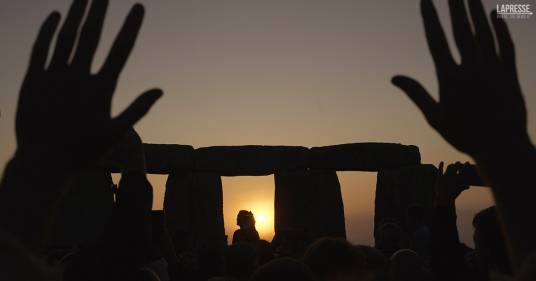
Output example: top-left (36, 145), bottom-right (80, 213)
top-left (0, 0), bottom-right (161, 280)
top-left (224, 242), bottom-right (259, 281)
top-left (64, 129), bottom-right (163, 281)
top-left (254, 239), bottom-right (274, 265)
top-left (430, 162), bottom-right (511, 281)
top-left (354, 245), bottom-right (389, 281)
top-left (249, 258), bottom-right (316, 281)
top-left (232, 210), bottom-right (260, 245)
top-left (472, 207), bottom-right (512, 278)
top-left (392, 0), bottom-right (536, 270)
top-left (389, 249), bottom-right (431, 281)
top-left (303, 238), bottom-right (369, 281)
top-left (271, 228), bottom-right (311, 259)
top-left (375, 221), bottom-right (406, 258)
top-left (406, 205), bottom-right (431, 265)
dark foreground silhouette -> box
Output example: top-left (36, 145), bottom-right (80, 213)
top-left (0, 0), bottom-right (535, 280)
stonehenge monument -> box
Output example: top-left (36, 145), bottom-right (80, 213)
top-left (52, 142), bottom-right (483, 248)
top-left (101, 142), bottom-right (423, 247)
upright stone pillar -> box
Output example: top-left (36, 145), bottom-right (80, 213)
top-left (275, 170), bottom-right (345, 241)
top-left (274, 170), bottom-right (310, 235)
top-left (190, 173), bottom-right (226, 249)
top-left (165, 172), bottom-right (225, 251)
top-left (374, 164), bottom-right (437, 242)
top-left (307, 170), bottom-right (346, 239)
top-left (164, 171), bottom-right (196, 249)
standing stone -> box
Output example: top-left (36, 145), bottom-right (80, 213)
top-left (164, 171), bottom-right (196, 249)
top-left (374, 164), bottom-right (437, 242)
top-left (190, 173), bottom-right (226, 249)
top-left (274, 170), bottom-right (310, 235)
top-left (275, 170), bottom-right (345, 241)
top-left (164, 172), bottom-right (226, 250)
top-left (307, 170), bottom-right (346, 239)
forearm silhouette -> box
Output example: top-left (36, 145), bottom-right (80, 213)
top-left (392, 0), bottom-right (536, 270)
top-left (430, 162), bottom-right (470, 280)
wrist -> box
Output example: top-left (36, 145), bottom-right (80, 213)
top-left (472, 134), bottom-right (534, 164)
top-left (473, 138), bottom-right (536, 188)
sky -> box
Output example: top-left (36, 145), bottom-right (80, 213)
top-left (1, 0), bottom-right (535, 246)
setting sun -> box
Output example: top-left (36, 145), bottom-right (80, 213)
top-left (256, 213), bottom-right (267, 225)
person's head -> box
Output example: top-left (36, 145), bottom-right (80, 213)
top-left (237, 210), bottom-right (255, 229)
top-left (249, 258), bottom-right (316, 281)
top-left (389, 249), bottom-right (429, 281)
top-left (472, 206), bottom-right (512, 275)
top-left (354, 245), bottom-right (389, 281)
top-left (375, 221), bottom-right (405, 257)
top-left (303, 238), bottom-right (368, 281)
top-left (225, 242), bottom-right (259, 280)
top-left (272, 228), bottom-right (311, 259)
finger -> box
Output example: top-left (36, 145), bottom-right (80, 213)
top-left (445, 163), bottom-right (457, 177)
top-left (392, 75), bottom-right (439, 127)
top-left (438, 161), bottom-right (444, 174)
top-left (49, 0), bottom-right (88, 69)
top-left (28, 12), bottom-right (61, 73)
top-left (454, 161), bottom-right (463, 175)
top-left (99, 4), bottom-right (144, 80)
top-left (113, 89), bottom-right (163, 132)
top-left (421, 0), bottom-right (456, 73)
top-left (72, 0), bottom-right (109, 71)
top-left (448, 0), bottom-right (476, 63)
top-left (490, 10), bottom-right (515, 68)
top-left (468, 0), bottom-right (497, 60)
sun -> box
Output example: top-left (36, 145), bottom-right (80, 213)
top-left (252, 209), bottom-right (273, 236)
top-left (256, 213), bottom-right (267, 225)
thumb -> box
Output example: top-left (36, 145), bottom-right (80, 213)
top-left (113, 88), bottom-right (163, 133)
top-left (392, 75), bottom-right (438, 126)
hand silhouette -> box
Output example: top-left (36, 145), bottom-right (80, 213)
top-left (392, 0), bottom-right (529, 158)
top-left (15, 0), bottom-right (162, 171)
top-left (434, 162), bottom-right (469, 206)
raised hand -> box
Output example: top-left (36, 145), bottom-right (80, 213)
top-left (16, 0), bottom-right (162, 171)
top-left (392, 0), bottom-right (530, 159)
top-left (434, 162), bottom-right (469, 206)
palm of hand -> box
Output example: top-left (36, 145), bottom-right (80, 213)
top-left (15, 0), bottom-right (162, 170)
top-left (434, 61), bottom-right (526, 156)
top-left (393, 0), bottom-right (528, 158)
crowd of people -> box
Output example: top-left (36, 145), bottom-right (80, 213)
top-left (1, 0), bottom-right (535, 280)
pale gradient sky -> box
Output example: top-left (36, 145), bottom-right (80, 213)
top-left (1, 0), bottom-right (535, 246)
